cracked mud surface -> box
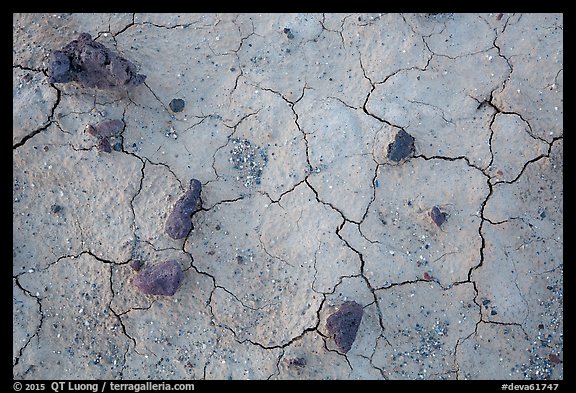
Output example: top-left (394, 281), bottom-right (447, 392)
top-left (13, 13), bottom-right (562, 380)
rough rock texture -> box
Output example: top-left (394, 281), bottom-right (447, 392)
top-left (326, 301), bottom-right (364, 353)
top-left (86, 119), bottom-right (124, 138)
top-left (132, 260), bottom-right (184, 296)
top-left (48, 33), bottom-right (146, 89)
top-left (86, 119), bottom-right (124, 154)
top-left (165, 179), bottom-right (202, 240)
top-left (387, 129), bottom-right (415, 162)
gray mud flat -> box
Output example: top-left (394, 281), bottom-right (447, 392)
top-left (13, 13), bottom-right (562, 380)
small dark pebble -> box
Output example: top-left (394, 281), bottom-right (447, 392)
top-left (430, 206), bottom-right (447, 227)
top-left (326, 301), bottom-right (364, 354)
top-left (165, 179), bottom-right (202, 240)
top-left (490, 309), bottom-right (498, 316)
top-left (130, 259), bottom-right (144, 271)
top-left (22, 73), bottom-right (33, 83)
top-left (43, 146), bottom-right (49, 152)
top-left (283, 27), bottom-right (294, 39)
top-left (132, 260), bottom-right (183, 296)
top-left (112, 141), bottom-right (122, 151)
top-left (50, 204), bottom-right (63, 214)
top-left (287, 357), bottom-right (306, 368)
top-left (387, 129), bottom-right (415, 162)
top-left (538, 324), bottom-right (544, 330)
top-left (423, 272), bottom-right (432, 281)
top-left (169, 98), bottom-right (186, 113)
top-left (482, 299), bottom-right (491, 306)
top-left (236, 255), bottom-right (244, 264)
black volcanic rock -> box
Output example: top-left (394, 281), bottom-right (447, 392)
top-left (387, 129), bottom-right (415, 162)
top-left (169, 98), bottom-right (186, 113)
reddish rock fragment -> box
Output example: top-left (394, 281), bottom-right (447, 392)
top-left (96, 138), bottom-right (112, 153)
top-left (86, 119), bottom-right (124, 138)
top-left (133, 260), bottom-right (183, 296)
top-left (130, 259), bottom-right (144, 271)
top-left (48, 33), bottom-right (146, 89)
top-left (165, 179), bottom-right (202, 240)
top-left (326, 301), bottom-right (364, 354)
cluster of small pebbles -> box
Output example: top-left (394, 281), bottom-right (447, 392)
top-left (229, 138), bottom-right (268, 187)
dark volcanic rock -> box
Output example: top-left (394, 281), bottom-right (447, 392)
top-left (283, 27), bottom-right (295, 39)
top-left (130, 259), bottom-right (144, 271)
top-left (96, 138), bottom-right (112, 153)
top-left (86, 119), bottom-right (124, 138)
top-left (169, 98), bottom-right (186, 113)
top-left (133, 260), bottom-right (183, 296)
top-left (86, 119), bottom-right (124, 153)
top-left (165, 179), bottom-right (202, 240)
top-left (287, 357), bottom-right (306, 368)
top-left (430, 205), bottom-right (447, 227)
top-left (387, 129), bottom-right (415, 162)
top-left (48, 33), bottom-right (146, 89)
top-left (326, 301), bottom-right (364, 353)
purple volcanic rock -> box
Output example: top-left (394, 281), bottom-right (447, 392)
top-left (133, 260), bottom-right (183, 296)
top-left (48, 33), bottom-right (146, 89)
top-left (130, 259), bottom-right (144, 271)
top-left (96, 137), bottom-right (112, 153)
top-left (430, 205), bottom-right (447, 227)
top-left (86, 119), bottom-right (124, 138)
top-left (165, 179), bottom-right (202, 240)
top-left (326, 301), bottom-right (364, 353)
